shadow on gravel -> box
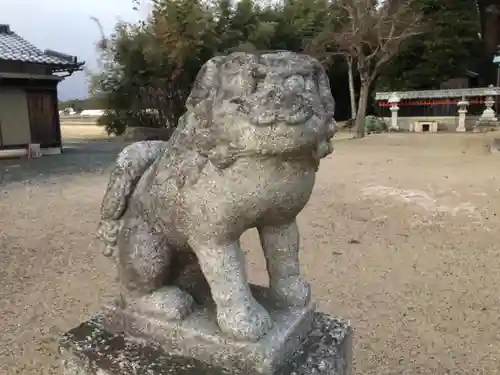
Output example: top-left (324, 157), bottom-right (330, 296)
top-left (0, 138), bottom-right (126, 187)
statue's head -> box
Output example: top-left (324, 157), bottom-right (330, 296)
top-left (184, 51), bottom-right (336, 168)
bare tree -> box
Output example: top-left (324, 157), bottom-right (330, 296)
top-left (310, 0), bottom-right (423, 138)
top-left (90, 16), bottom-right (108, 52)
top-left (345, 54), bottom-right (357, 122)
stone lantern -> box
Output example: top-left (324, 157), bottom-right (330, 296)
top-left (478, 85), bottom-right (498, 125)
top-left (388, 93), bottom-right (400, 130)
top-left (456, 96), bottom-right (469, 132)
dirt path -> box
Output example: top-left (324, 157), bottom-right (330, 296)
top-left (1, 133), bottom-right (500, 374)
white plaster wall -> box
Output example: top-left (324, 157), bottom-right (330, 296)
top-left (0, 88), bottom-right (31, 146)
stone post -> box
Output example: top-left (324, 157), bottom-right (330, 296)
top-left (456, 97), bottom-right (469, 132)
top-left (388, 93), bottom-right (400, 131)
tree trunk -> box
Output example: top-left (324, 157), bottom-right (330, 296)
top-left (347, 57), bottom-right (357, 120)
top-left (355, 80), bottom-right (370, 138)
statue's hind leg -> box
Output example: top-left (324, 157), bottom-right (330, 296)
top-left (117, 216), bottom-right (194, 320)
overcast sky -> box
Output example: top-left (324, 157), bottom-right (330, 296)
top-left (2, 0), bottom-right (150, 100)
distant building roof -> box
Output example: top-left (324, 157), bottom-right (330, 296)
top-left (0, 24), bottom-right (84, 70)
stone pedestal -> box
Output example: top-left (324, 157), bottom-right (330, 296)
top-left (412, 120), bottom-right (438, 133)
top-left (100, 285), bottom-right (317, 375)
top-left (60, 310), bottom-right (353, 375)
top-left (59, 312), bottom-right (352, 375)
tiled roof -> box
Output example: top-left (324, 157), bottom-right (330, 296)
top-left (0, 24), bottom-right (83, 68)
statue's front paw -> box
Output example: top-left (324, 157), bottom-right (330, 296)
top-left (270, 276), bottom-right (311, 307)
top-left (217, 299), bottom-right (272, 342)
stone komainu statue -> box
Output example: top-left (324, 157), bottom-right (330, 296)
top-left (97, 51), bottom-right (336, 342)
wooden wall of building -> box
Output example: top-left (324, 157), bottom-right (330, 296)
top-left (0, 87), bottom-right (31, 147)
top-left (0, 76), bottom-right (61, 149)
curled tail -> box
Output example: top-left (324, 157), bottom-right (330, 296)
top-left (97, 140), bottom-right (168, 257)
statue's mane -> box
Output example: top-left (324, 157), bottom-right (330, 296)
top-left (174, 52), bottom-right (334, 167)
top-left (156, 51), bottom-right (335, 189)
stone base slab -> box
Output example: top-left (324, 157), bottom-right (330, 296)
top-left (59, 312), bottom-right (352, 375)
top-left (99, 286), bottom-right (315, 375)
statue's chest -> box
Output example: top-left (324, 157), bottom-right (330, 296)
top-left (181, 158), bottom-right (316, 230)
top-left (228, 159), bottom-right (316, 219)
top-left (259, 172), bottom-right (315, 216)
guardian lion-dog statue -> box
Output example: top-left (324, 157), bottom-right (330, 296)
top-left (97, 51), bottom-right (336, 342)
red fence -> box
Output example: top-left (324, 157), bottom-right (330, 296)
top-left (376, 97), bottom-right (485, 117)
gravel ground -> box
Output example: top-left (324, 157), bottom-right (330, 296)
top-left (1, 132), bottom-right (500, 375)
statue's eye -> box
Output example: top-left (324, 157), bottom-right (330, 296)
top-left (283, 75), bottom-right (305, 92)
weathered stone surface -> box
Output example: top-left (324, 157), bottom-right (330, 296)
top-left (96, 51), bottom-right (336, 343)
top-left (59, 313), bottom-right (352, 375)
top-left (101, 285), bottom-right (315, 374)
top-left (474, 123), bottom-right (498, 133)
top-left (122, 126), bottom-right (175, 142)
top-left (489, 137), bottom-right (500, 153)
